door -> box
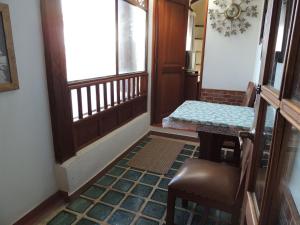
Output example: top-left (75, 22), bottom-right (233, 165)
top-left (242, 0), bottom-right (300, 224)
top-left (152, 0), bottom-right (189, 123)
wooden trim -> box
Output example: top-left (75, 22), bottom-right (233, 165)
top-left (68, 72), bottom-right (148, 89)
top-left (41, 0), bottom-right (76, 163)
top-left (258, 112), bottom-right (285, 225)
top-left (150, 0), bottom-right (158, 124)
top-left (13, 191), bottom-right (67, 225)
top-left (0, 3), bottom-right (19, 92)
top-left (261, 85), bottom-right (280, 109)
top-left (149, 131), bottom-right (199, 143)
top-left (198, 0), bottom-right (209, 96)
top-left (68, 132), bottom-right (151, 200)
top-left (280, 99), bottom-right (300, 131)
top-left (282, 0), bottom-right (300, 99)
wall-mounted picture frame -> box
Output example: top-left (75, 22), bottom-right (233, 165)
top-left (0, 3), bottom-right (18, 92)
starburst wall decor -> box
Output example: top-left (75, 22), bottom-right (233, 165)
top-left (209, 0), bottom-right (258, 37)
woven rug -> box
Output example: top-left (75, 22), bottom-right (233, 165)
top-left (128, 137), bottom-right (184, 174)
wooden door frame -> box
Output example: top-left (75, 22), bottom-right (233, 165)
top-left (150, 0), bottom-right (209, 124)
top-left (243, 0), bottom-right (300, 224)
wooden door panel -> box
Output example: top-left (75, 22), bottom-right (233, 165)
top-left (160, 72), bottom-right (183, 117)
top-left (154, 0), bottom-right (189, 123)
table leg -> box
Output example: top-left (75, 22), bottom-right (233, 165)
top-left (198, 131), bottom-right (224, 162)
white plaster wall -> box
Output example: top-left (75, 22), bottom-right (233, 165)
top-left (202, 0), bottom-right (264, 91)
top-left (0, 0), bottom-right (58, 224)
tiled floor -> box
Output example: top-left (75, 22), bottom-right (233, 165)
top-left (46, 136), bottom-right (232, 225)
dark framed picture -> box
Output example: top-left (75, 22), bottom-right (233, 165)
top-left (0, 3), bottom-right (18, 92)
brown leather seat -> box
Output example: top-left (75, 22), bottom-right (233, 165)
top-left (169, 159), bottom-right (240, 205)
top-left (166, 138), bottom-right (253, 225)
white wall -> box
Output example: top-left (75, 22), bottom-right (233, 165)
top-left (202, 0), bottom-right (264, 91)
top-left (0, 0), bottom-right (58, 224)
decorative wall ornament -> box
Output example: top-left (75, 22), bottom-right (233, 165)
top-left (209, 0), bottom-right (258, 37)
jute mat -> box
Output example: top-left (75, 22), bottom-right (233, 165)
top-left (128, 137), bottom-right (184, 174)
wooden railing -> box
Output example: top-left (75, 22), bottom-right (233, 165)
top-left (68, 72), bottom-right (148, 150)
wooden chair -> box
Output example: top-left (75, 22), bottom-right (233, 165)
top-left (222, 81), bottom-right (256, 164)
top-left (241, 81), bottom-right (256, 107)
top-left (166, 138), bottom-right (253, 225)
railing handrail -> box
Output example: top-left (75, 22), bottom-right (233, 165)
top-left (68, 72), bottom-right (148, 89)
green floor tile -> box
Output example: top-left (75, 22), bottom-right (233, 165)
top-left (125, 152), bottom-right (135, 159)
top-left (180, 149), bottom-right (193, 156)
top-left (151, 189), bottom-right (168, 204)
top-left (142, 201), bottom-right (166, 219)
top-left (113, 179), bottom-right (134, 192)
top-left (171, 161), bottom-right (183, 170)
top-left (174, 209), bottom-right (190, 225)
top-left (47, 211), bottom-right (76, 225)
top-left (82, 186), bottom-right (105, 199)
top-left (87, 203), bottom-right (113, 221)
top-left (183, 144), bottom-right (196, 150)
top-left (122, 170), bottom-right (142, 181)
top-left (107, 209), bottom-right (135, 225)
top-left (158, 178), bottom-right (171, 190)
top-left (101, 190), bottom-right (125, 205)
top-left (96, 175), bottom-right (116, 186)
top-left (131, 184), bottom-right (153, 198)
top-left (75, 218), bottom-right (99, 225)
top-left (107, 166), bottom-right (126, 177)
top-left (121, 195), bottom-right (145, 212)
top-left (136, 217), bottom-right (159, 225)
top-left (66, 197), bottom-right (92, 213)
top-left (176, 154), bottom-right (190, 162)
top-left (165, 169), bottom-right (177, 178)
top-left (117, 159), bottom-right (129, 167)
top-left (175, 199), bottom-right (195, 210)
top-left (140, 173), bottom-right (160, 186)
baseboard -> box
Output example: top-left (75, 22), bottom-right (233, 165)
top-left (13, 191), bottom-right (66, 225)
top-left (149, 131), bottom-right (199, 143)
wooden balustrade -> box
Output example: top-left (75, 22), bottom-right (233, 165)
top-left (68, 72), bottom-right (148, 150)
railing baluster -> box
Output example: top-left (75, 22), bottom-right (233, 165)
top-left (96, 84), bottom-right (100, 112)
top-left (133, 76), bottom-right (136, 98)
top-left (87, 86), bottom-right (92, 115)
top-left (103, 82), bottom-right (108, 109)
top-left (128, 78), bottom-right (131, 100)
top-left (117, 80), bottom-right (120, 104)
top-left (122, 79), bottom-right (126, 102)
top-left (111, 81), bottom-right (114, 107)
top-left (137, 76), bottom-right (140, 96)
top-left (77, 88), bottom-right (83, 119)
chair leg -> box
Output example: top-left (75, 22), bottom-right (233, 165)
top-left (166, 190), bottom-right (176, 225)
top-left (182, 199), bottom-right (188, 208)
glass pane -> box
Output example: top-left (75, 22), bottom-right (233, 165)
top-left (118, 0), bottom-right (146, 74)
top-left (255, 104), bottom-right (277, 209)
top-left (62, 0), bottom-right (116, 81)
top-left (275, 124), bottom-right (300, 225)
top-left (291, 42), bottom-right (300, 102)
top-left (268, 0), bottom-right (293, 90)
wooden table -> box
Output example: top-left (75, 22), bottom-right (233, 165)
top-left (163, 101), bottom-right (255, 162)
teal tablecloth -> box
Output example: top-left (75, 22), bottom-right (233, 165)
top-left (166, 101), bottom-right (255, 136)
